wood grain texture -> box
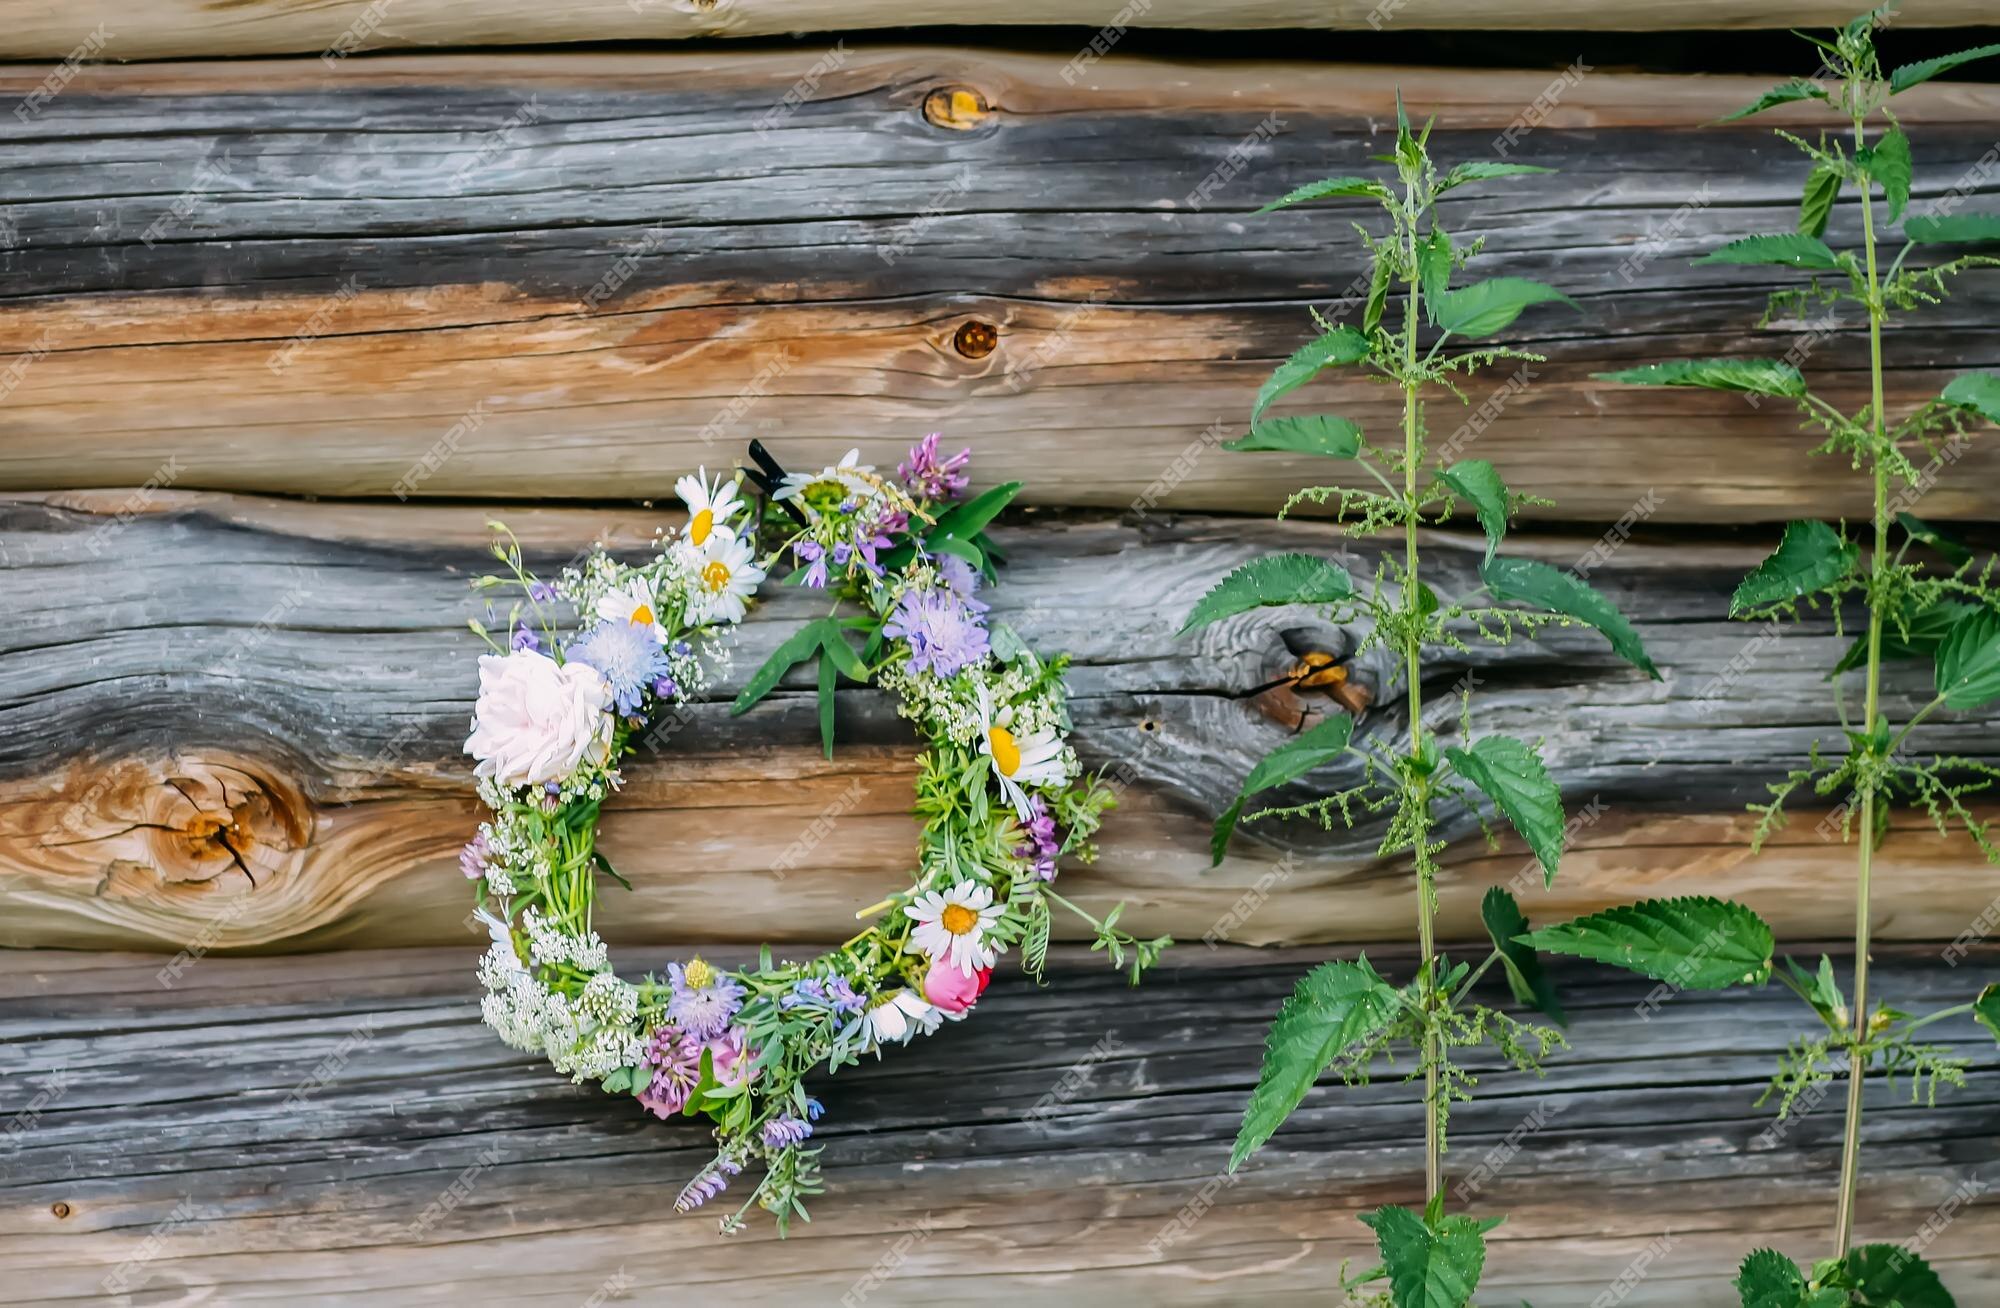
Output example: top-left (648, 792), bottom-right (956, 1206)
top-left (1, 944), bottom-right (1994, 1306)
top-left (2, 52), bottom-right (1998, 522)
top-left (0, 1), bottom-right (1993, 61)
top-left (5, 488), bottom-right (1999, 955)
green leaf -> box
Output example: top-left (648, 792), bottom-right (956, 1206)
top-left (1775, 954), bottom-right (1847, 1032)
top-left (1445, 735), bottom-right (1564, 887)
top-left (1835, 598), bottom-right (1977, 676)
top-left (819, 627), bottom-right (869, 680)
top-left (1935, 605), bottom-right (2000, 710)
top-left (1438, 161), bottom-right (1555, 193)
top-left (1736, 1248), bottom-right (1808, 1308)
top-left (1975, 983), bottom-right (2000, 1044)
top-left (1212, 714), bottom-right (1356, 866)
top-left (1418, 227), bottom-right (1452, 319)
top-left (1360, 1203), bottom-right (1495, 1308)
top-left (1252, 327), bottom-right (1373, 424)
top-left (1897, 512), bottom-right (1974, 567)
top-left (600, 1066), bottom-right (633, 1093)
top-left (1694, 233), bottom-right (1842, 270)
top-left (1481, 887), bottom-right (1565, 1025)
top-left (1364, 254), bottom-right (1393, 334)
top-left (1228, 414), bottom-right (1364, 459)
top-left (1715, 79), bottom-right (1828, 123)
top-left (1521, 896), bottom-right (1776, 989)
top-left (1210, 796), bottom-right (1246, 866)
top-left (732, 619), bottom-right (834, 714)
top-left (1480, 554), bottom-right (1661, 680)
top-left (1256, 175), bottom-right (1393, 214)
top-left (1181, 553), bottom-right (1356, 634)
top-left (1862, 127), bottom-right (1911, 222)
top-left (1731, 520), bottom-right (1857, 616)
top-left (1904, 213), bottom-right (2000, 245)
top-left (1843, 1244), bottom-right (1955, 1308)
top-left (1231, 957), bottom-right (1400, 1170)
top-left (1593, 358), bottom-right (1806, 398)
top-left (1432, 277), bottom-right (1575, 339)
top-left (1439, 459), bottom-right (1510, 562)
top-left (1941, 370), bottom-right (2000, 425)
top-left (929, 480), bottom-right (1021, 550)
top-left (1800, 164), bottom-right (1841, 239)
top-left (1890, 42), bottom-right (2000, 94)
top-left (815, 643), bottom-right (837, 759)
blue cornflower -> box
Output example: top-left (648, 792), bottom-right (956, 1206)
top-left (569, 620), bottom-right (667, 715)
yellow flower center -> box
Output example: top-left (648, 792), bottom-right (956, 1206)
top-left (702, 560), bottom-right (731, 593)
top-left (629, 603), bottom-right (655, 627)
top-left (988, 726), bottom-right (1021, 778)
top-left (690, 508), bottom-right (714, 546)
top-left (683, 957), bottom-right (715, 990)
top-left (940, 903), bottom-right (980, 936)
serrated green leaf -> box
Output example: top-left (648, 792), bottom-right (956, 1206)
top-left (1481, 887), bottom-right (1565, 1025)
top-left (1835, 598), bottom-right (1976, 677)
top-left (1211, 714), bottom-right (1357, 866)
top-left (1228, 414), bottom-right (1364, 459)
top-left (1843, 1244), bottom-right (1955, 1308)
top-left (1593, 357), bottom-right (1807, 398)
top-left (1935, 605), bottom-right (2000, 710)
top-left (1975, 983), bottom-right (2000, 1044)
top-left (733, 619), bottom-right (835, 714)
top-left (1480, 554), bottom-right (1661, 680)
top-left (1904, 213), bottom-right (2000, 245)
top-left (1736, 1248), bottom-right (1808, 1308)
top-left (1446, 735), bottom-right (1564, 886)
top-left (1941, 370), bottom-right (2000, 425)
top-left (1715, 79), bottom-right (1828, 123)
top-left (1864, 127), bottom-right (1911, 222)
top-left (1252, 327), bottom-right (1373, 424)
top-left (1438, 161), bottom-right (1556, 193)
top-left (1897, 512), bottom-right (1973, 567)
top-left (1890, 42), bottom-right (2000, 94)
top-left (1256, 175), bottom-right (1394, 214)
top-left (1360, 1203), bottom-right (1495, 1308)
top-left (1439, 459), bottom-right (1510, 562)
top-left (1231, 957), bottom-right (1400, 1169)
top-left (1419, 227), bottom-right (1452, 320)
top-left (1432, 277), bottom-right (1575, 339)
top-left (1776, 954), bottom-right (1846, 1032)
top-left (1521, 896), bottom-right (1775, 989)
top-left (1181, 553), bottom-right (1356, 634)
top-left (1364, 252), bottom-right (1393, 334)
top-left (1732, 520), bottom-right (1857, 616)
top-left (1801, 164), bottom-right (1841, 239)
top-left (1694, 233), bottom-right (1843, 270)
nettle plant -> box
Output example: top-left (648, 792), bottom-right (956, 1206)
top-left (1601, 11), bottom-right (2000, 1304)
top-left (1182, 103), bottom-right (1775, 1304)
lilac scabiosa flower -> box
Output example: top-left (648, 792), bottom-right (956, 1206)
top-left (675, 1156), bottom-right (743, 1213)
top-left (459, 829), bottom-right (494, 880)
top-left (1016, 795), bottom-right (1061, 882)
top-left (762, 1114), bottom-right (813, 1148)
top-left (885, 586), bottom-right (990, 678)
top-left (936, 554), bottom-right (989, 613)
top-left (667, 957), bottom-right (744, 1039)
top-left (639, 1026), bottom-right (702, 1120)
top-left (569, 620), bottom-right (668, 716)
top-left (899, 433), bottom-right (971, 501)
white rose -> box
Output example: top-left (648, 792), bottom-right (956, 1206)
top-left (465, 649), bottom-right (614, 788)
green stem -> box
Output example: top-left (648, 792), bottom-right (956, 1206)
top-left (1896, 1001), bottom-right (1976, 1038)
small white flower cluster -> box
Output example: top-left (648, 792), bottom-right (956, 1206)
top-left (522, 907), bottom-right (610, 973)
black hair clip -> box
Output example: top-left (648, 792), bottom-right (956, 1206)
top-left (742, 440), bottom-right (807, 524)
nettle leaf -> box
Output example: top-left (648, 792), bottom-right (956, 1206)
top-left (1445, 735), bottom-right (1564, 886)
top-left (1229, 414), bottom-right (1364, 459)
top-left (1418, 227), bottom-right (1453, 319)
top-left (1835, 598), bottom-right (1975, 677)
top-left (1522, 896), bottom-right (1776, 989)
top-left (1438, 161), bottom-right (1556, 193)
top-left (1593, 357), bottom-right (1807, 398)
top-left (1800, 164), bottom-right (1841, 239)
top-left (1252, 327), bottom-right (1373, 424)
top-left (1897, 512), bottom-right (1974, 567)
top-left (1843, 1244), bottom-right (1955, 1308)
top-left (1439, 459), bottom-right (1510, 561)
top-left (1904, 213), bottom-right (2000, 245)
top-left (1889, 42), bottom-right (2000, 95)
top-left (1862, 127), bottom-right (1912, 222)
top-left (1480, 554), bottom-right (1661, 680)
top-left (1935, 605), bottom-right (2000, 710)
top-left (1975, 983), bottom-right (2000, 1044)
top-left (1731, 520), bottom-right (1857, 616)
top-left (1210, 714), bottom-right (1356, 863)
top-left (1360, 1203), bottom-right (1497, 1308)
top-left (1364, 254), bottom-right (1393, 334)
top-left (1716, 79), bottom-right (1828, 123)
top-left (1736, 1248), bottom-right (1809, 1308)
top-left (1256, 175), bottom-right (1393, 214)
top-left (1181, 553), bottom-right (1356, 634)
top-left (1694, 233), bottom-right (1843, 271)
top-left (1231, 956), bottom-right (1400, 1169)
top-left (1432, 277), bottom-right (1575, 339)
top-left (1481, 887), bottom-right (1565, 1024)
top-left (1776, 955), bottom-right (1847, 1032)
top-left (1941, 371), bottom-right (2000, 425)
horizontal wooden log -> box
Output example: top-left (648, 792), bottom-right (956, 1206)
top-left (1, 944), bottom-right (1995, 1305)
top-left (5, 488), bottom-right (2000, 954)
top-left (0, 1), bottom-right (1993, 61)
top-left (1, 54), bottom-right (1999, 522)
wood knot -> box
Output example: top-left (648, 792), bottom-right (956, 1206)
top-left (953, 320), bottom-right (999, 359)
top-left (51, 1202), bottom-right (71, 1220)
top-left (923, 86), bottom-right (990, 131)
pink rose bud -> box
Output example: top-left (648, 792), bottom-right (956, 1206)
top-left (923, 961), bottom-right (990, 1014)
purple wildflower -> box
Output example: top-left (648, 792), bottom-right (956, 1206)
top-left (458, 829), bottom-right (493, 880)
top-left (936, 554), bottom-right (989, 612)
top-left (885, 586), bottom-right (990, 677)
top-left (899, 433), bottom-right (972, 501)
top-left (794, 539), bottom-right (829, 589)
top-left (570, 620), bottom-right (667, 715)
top-left (762, 1114), bottom-right (813, 1148)
top-left (825, 977), bottom-right (863, 1014)
top-left (803, 1095), bottom-right (825, 1121)
top-left (510, 623), bottom-right (541, 652)
top-left (667, 958), bottom-right (744, 1039)
top-left (780, 977), bottom-right (828, 1010)
top-left (639, 1026), bottom-right (702, 1120)
top-left (652, 674), bottom-right (679, 700)
top-left (675, 1156), bottom-right (743, 1213)
top-left (528, 582), bottom-right (557, 603)
top-left (1017, 795), bottom-right (1061, 882)
top-left (706, 1026), bottom-right (757, 1089)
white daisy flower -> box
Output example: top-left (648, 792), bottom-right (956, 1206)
top-left (775, 448), bottom-right (876, 514)
top-left (688, 532), bottom-right (766, 627)
top-left (593, 577), bottom-right (669, 646)
top-left (905, 880), bottom-right (1004, 976)
top-left (862, 989), bottom-right (936, 1048)
top-left (976, 682), bottom-right (1071, 822)
top-left (675, 467), bottom-right (746, 550)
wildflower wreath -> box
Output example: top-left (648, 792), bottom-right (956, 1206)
top-left (460, 436), bottom-right (1170, 1233)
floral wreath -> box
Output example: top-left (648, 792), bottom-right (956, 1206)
top-left (460, 436), bottom-right (1171, 1233)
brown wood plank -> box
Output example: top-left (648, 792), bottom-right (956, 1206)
top-left (0, 943), bottom-right (1994, 1305)
top-left (4, 489), bottom-right (1999, 954)
top-left (0, 53), bottom-right (1998, 521)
